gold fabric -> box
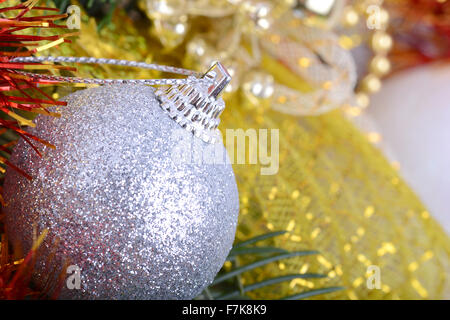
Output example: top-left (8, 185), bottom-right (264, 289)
top-left (223, 98), bottom-right (450, 299)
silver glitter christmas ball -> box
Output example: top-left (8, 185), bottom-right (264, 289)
top-left (3, 84), bottom-right (239, 299)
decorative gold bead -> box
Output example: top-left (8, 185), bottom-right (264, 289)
top-left (370, 55), bottom-right (391, 76)
top-left (355, 92), bottom-right (370, 109)
top-left (243, 2), bottom-right (273, 30)
top-left (242, 71), bottom-right (275, 101)
top-left (147, 0), bottom-right (186, 18)
top-left (342, 6), bottom-right (359, 27)
top-left (298, 57), bottom-right (311, 68)
top-left (371, 31), bottom-right (393, 53)
top-left (187, 38), bottom-right (207, 57)
top-left (361, 74), bottom-right (381, 94)
top-left (284, 0), bottom-right (296, 8)
top-left (151, 15), bottom-right (188, 49)
top-left (378, 8), bottom-right (390, 29)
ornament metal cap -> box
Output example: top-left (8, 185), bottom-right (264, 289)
top-left (155, 62), bottom-right (231, 144)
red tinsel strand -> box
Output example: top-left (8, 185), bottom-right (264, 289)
top-left (0, 0), bottom-right (76, 180)
top-left (387, 0), bottom-right (450, 71)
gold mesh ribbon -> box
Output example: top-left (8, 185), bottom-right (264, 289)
top-left (219, 54), bottom-right (450, 299)
top-left (223, 101), bottom-right (450, 299)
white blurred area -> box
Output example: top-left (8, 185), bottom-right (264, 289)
top-left (365, 63), bottom-right (450, 234)
top-left (304, 0), bottom-right (336, 15)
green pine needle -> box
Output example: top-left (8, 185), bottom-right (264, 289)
top-left (200, 231), bottom-right (343, 300)
top-left (232, 231), bottom-right (287, 249)
top-left (228, 246), bottom-right (289, 258)
top-left (215, 274), bottom-right (327, 300)
top-left (281, 286), bottom-right (345, 300)
top-left (212, 251), bottom-right (319, 286)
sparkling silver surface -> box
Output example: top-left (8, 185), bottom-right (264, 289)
top-left (3, 84), bottom-right (239, 300)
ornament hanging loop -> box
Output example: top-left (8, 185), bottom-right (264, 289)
top-left (203, 62), bottom-right (231, 99)
top-left (156, 62), bottom-right (232, 144)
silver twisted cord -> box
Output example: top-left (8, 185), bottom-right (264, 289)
top-left (11, 56), bottom-right (204, 86)
top-left (12, 56), bottom-right (201, 76)
top-left (18, 71), bottom-right (204, 86)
